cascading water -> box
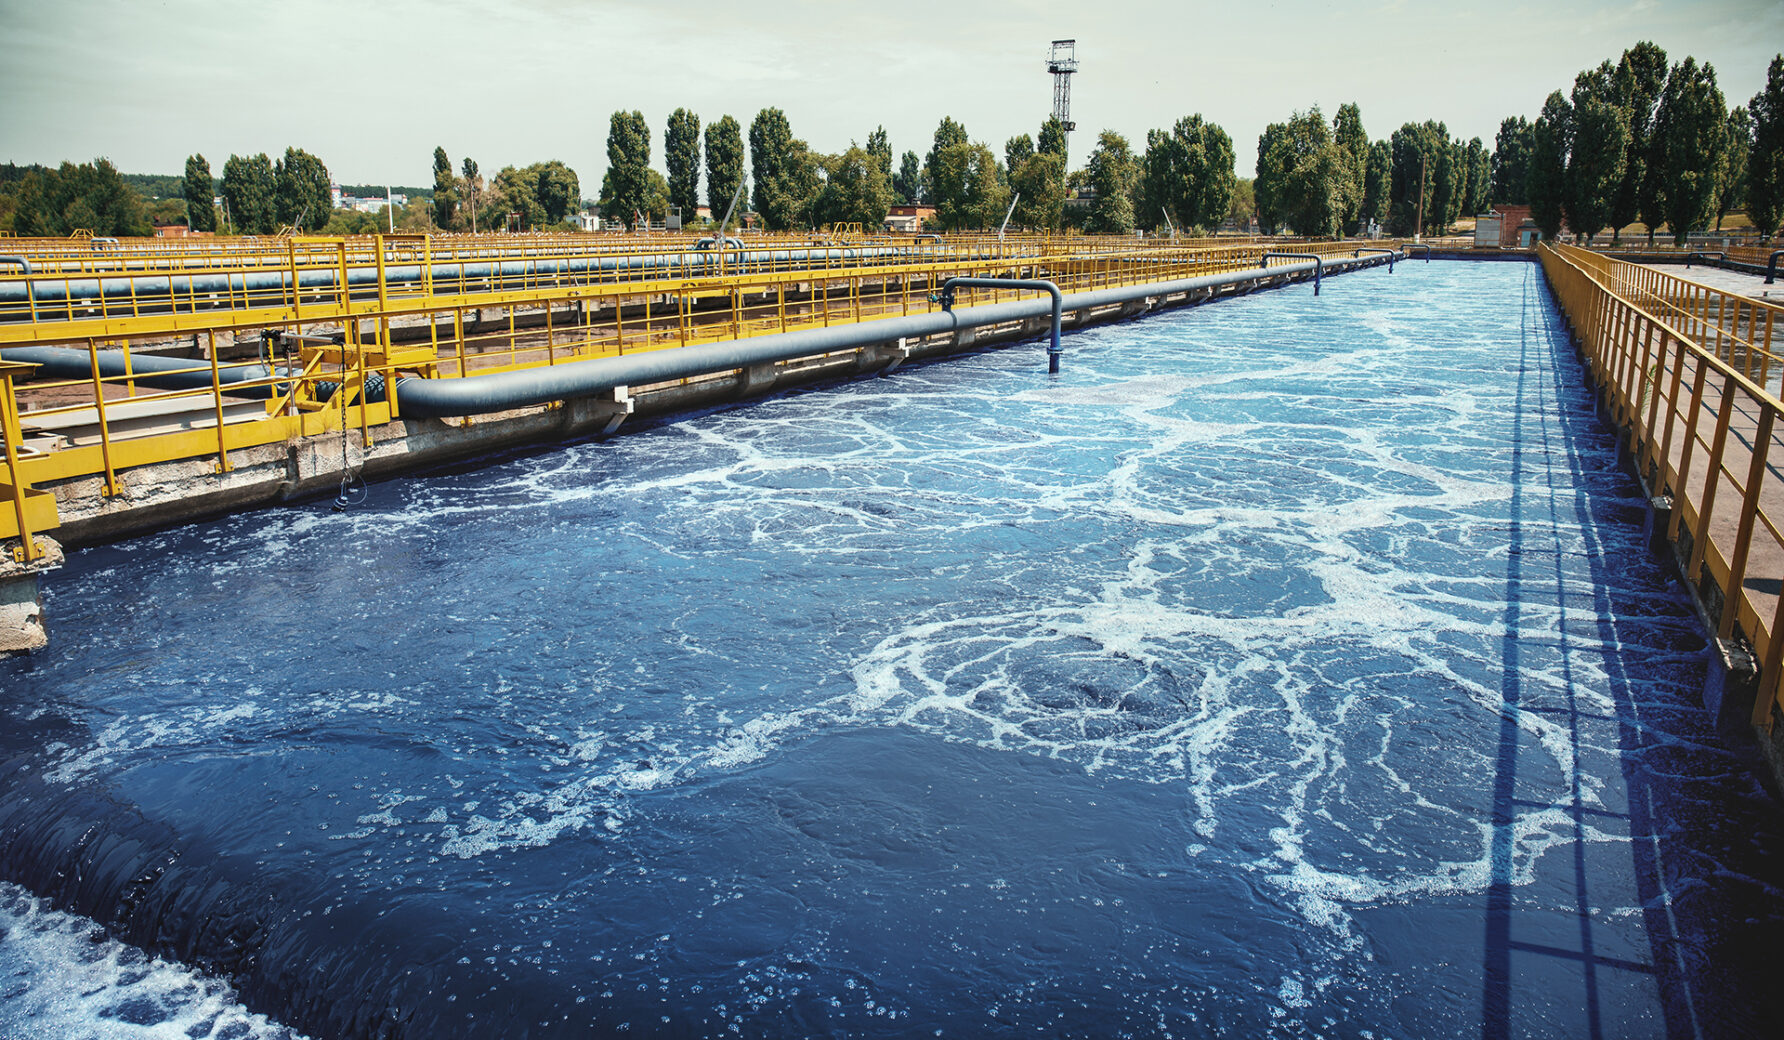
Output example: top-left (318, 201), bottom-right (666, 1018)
top-left (2, 262), bottom-right (1780, 1038)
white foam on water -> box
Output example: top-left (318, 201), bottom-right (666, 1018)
top-left (0, 882), bottom-right (307, 1039)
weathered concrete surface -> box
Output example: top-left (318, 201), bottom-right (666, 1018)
top-left (0, 536), bottom-right (64, 654)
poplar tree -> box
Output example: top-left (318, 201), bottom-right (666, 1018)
top-left (1387, 121), bottom-right (1448, 236)
top-left (1611, 42), bottom-right (1668, 242)
top-left (1139, 114), bottom-right (1235, 232)
top-left (1747, 55), bottom-right (1784, 240)
top-left (923, 117), bottom-right (969, 204)
top-left (460, 157), bottom-right (481, 232)
top-left (1653, 57), bottom-right (1727, 244)
top-left (1009, 152), bottom-right (1065, 229)
top-left (1085, 130), bottom-right (1138, 234)
top-left (1005, 134), bottom-right (1035, 176)
top-left (1491, 117), bottom-right (1533, 205)
top-left (665, 108), bottom-right (701, 221)
top-left (221, 153), bottom-right (277, 234)
top-left (182, 154), bottom-right (216, 232)
top-left (1333, 103), bottom-right (1369, 232)
top-left (432, 147), bottom-right (457, 229)
top-left (273, 148), bottom-right (331, 231)
top-left (704, 115), bottom-right (745, 223)
top-left (1717, 106), bottom-right (1750, 230)
top-left (894, 151), bottom-right (921, 205)
top-left (606, 110), bottom-right (652, 228)
top-left (1037, 117), bottom-right (1069, 165)
top-left (749, 107), bottom-right (797, 228)
top-left (865, 126), bottom-right (893, 183)
top-left (1528, 92), bottom-right (1571, 240)
top-left (1362, 140), bottom-right (1392, 224)
top-left (1564, 66), bottom-right (1630, 242)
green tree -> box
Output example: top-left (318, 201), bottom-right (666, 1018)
top-left (606, 110), bottom-right (652, 228)
top-left (704, 115), bottom-right (745, 223)
top-left (894, 151), bottom-right (921, 205)
top-left (928, 140), bottom-right (1007, 230)
top-left (1653, 56), bottom-right (1728, 244)
top-left (10, 159), bottom-right (149, 237)
top-left (1528, 92), bottom-right (1571, 240)
top-left (1612, 41), bottom-right (1669, 242)
top-left (1387, 121), bottom-right (1449, 236)
top-left (535, 160), bottom-right (580, 224)
top-left (750, 107), bottom-right (811, 230)
top-left (1005, 133), bottom-right (1035, 175)
top-left (460, 157), bottom-right (482, 232)
top-left (1254, 107), bottom-right (1359, 237)
top-left (1140, 114), bottom-right (1235, 232)
top-left (1038, 117), bottom-right (1069, 165)
top-left (1749, 55), bottom-right (1784, 239)
top-left (922, 117), bottom-right (970, 204)
top-left (1254, 121), bottom-right (1291, 233)
top-left (492, 165), bottom-right (542, 230)
top-left (1333, 103), bottom-right (1369, 232)
top-left (1461, 138), bottom-right (1491, 215)
top-left (221, 152), bottom-right (277, 234)
top-left (1228, 177), bottom-right (1256, 230)
top-left (865, 126), bottom-right (893, 183)
top-left (814, 145), bottom-right (893, 228)
top-left (490, 161), bottom-right (580, 230)
top-left (1428, 138), bottom-right (1465, 235)
top-left (1009, 152), bottom-right (1066, 230)
top-left (432, 147), bottom-right (457, 229)
top-left (1491, 117), bottom-right (1533, 204)
top-left (273, 147), bottom-right (330, 231)
top-left (1564, 65), bottom-right (1631, 242)
top-left (665, 108), bottom-right (702, 222)
top-left (182, 153), bottom-right (216, 232)
top-left (1718, 105), bottom-right (1751, 229)
top-left (1085, 131), bottom-right (1138, 234)
top-left (1362, 140), bottom-right (1392, 225)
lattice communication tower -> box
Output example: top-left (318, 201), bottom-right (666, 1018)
top-left (1047, 40), bottom-right (1078, 133)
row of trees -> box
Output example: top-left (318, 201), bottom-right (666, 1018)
top-left (1522, 45), bottom-right (1784, 243)
top-left (427, 151), bottom-right (579, 233)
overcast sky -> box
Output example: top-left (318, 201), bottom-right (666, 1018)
top-left (2, 0), bottom-right (1779, 193)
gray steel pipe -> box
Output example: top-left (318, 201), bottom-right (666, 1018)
top-left (0, 344), bottom-right (282, 398)
top-left (1353, 247), bottom-right (1396, 273)
top-left (1766, 249), bottom-right (1782, 285)
top-left (393, 259), bottom-right (1338, 418)
top-left (941, 277), bottom-right (1062, 372)
top-left (1261, 252), bottom-right (1322, 295)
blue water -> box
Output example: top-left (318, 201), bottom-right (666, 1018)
top-left (3, 262), bottom-right (1781, 1038)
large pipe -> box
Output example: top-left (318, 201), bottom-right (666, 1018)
top-left (1766, 249), bottom-right (1782, 285)
top-left (1353, 247), bottom-right (1397, 273)
top-left (1260, 252), bottom-right (1322, 295)
top-left (941, 277), bottom-right (1061, 372)
top-left (0, 344), bottom-right (282, 398)
top-left (393, 259), bottom-right (1337, 418)
top-left (1686, 250), bottom-right (1724, 268)
top-left (0, 256), bottom-right (35, 322)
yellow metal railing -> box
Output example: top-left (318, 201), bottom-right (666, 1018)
top-left (0, 233), bottom-right (1396, 551)
top-left (1542, 242), bottom-right (1784, 728)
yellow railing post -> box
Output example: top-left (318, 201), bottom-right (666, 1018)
top-left (0, 363), bottom-right (41, 562)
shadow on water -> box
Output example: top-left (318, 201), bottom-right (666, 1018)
top-left (1480, 263), bottom-right (1784, 1039)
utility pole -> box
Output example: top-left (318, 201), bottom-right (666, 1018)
top-left (1415, 156), bottom-right (1427, 242)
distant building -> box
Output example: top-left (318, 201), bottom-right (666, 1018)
top-left (886, 204), bottom-right (937, 232)
top-left (1478, 204), bottom-right (1538, 247)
